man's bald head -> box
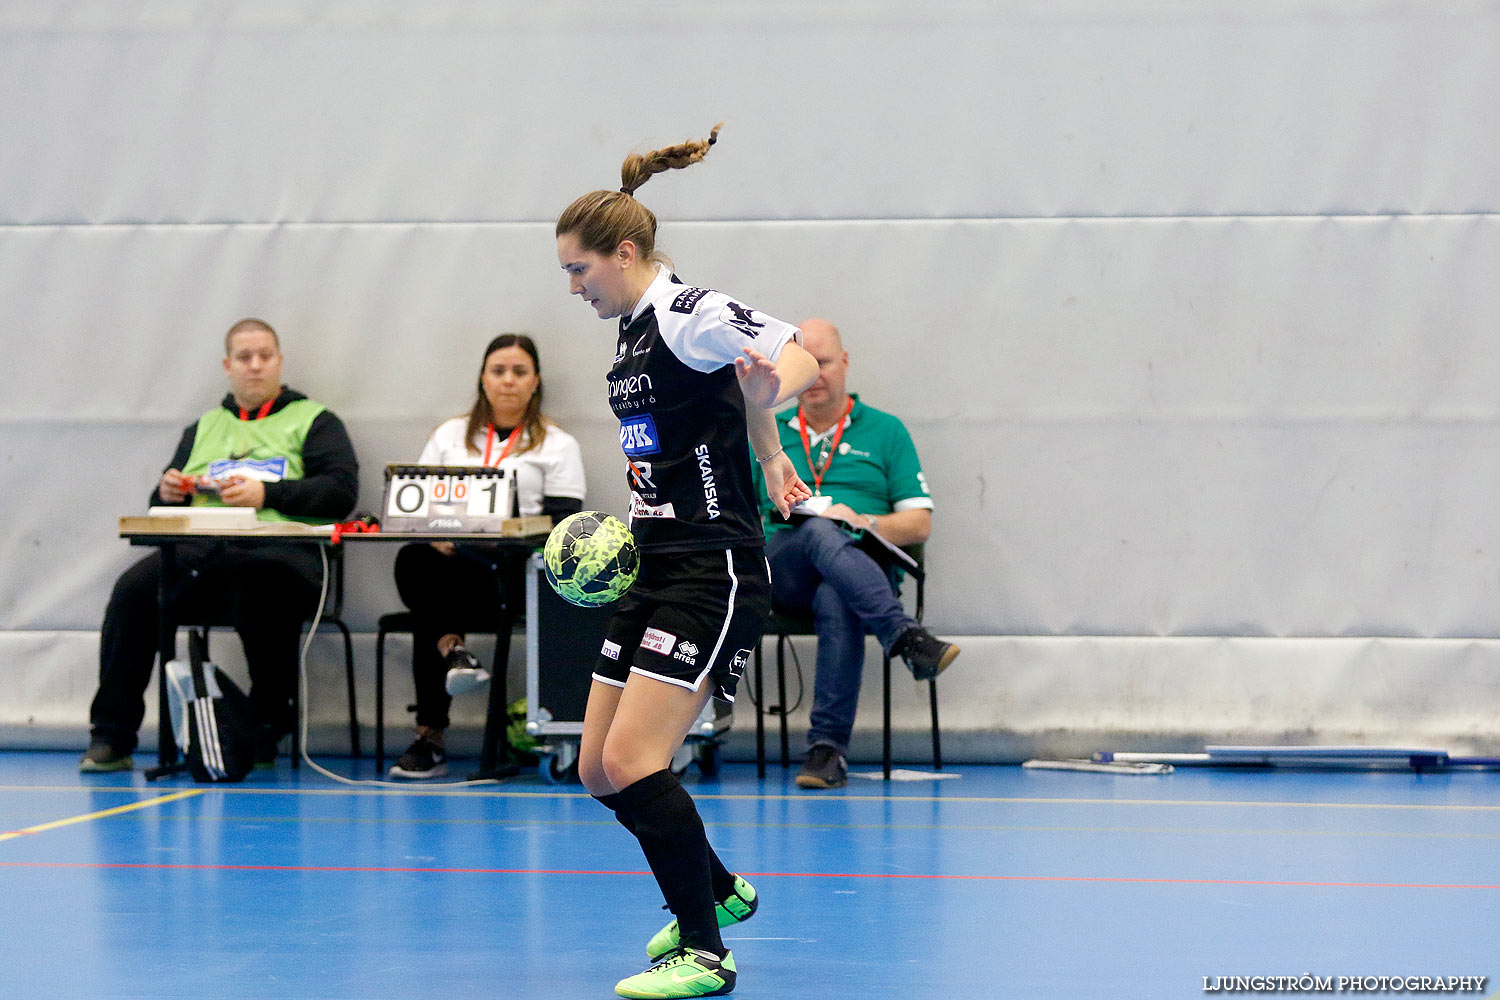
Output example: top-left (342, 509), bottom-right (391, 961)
top-left (798, 317), bottom-right (843, 355)
top-left (796, 317), bottom-right (850, 420)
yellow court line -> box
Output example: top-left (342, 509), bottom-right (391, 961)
top-left (0, 789), bottom-right (204, 843)
top-left (4, 783), bottom-right (1498, 813)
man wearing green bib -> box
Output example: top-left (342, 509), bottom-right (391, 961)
top-left (754, 319), bottom-right (960, 790)
top-left (81, 319), bottom-right (358, 772)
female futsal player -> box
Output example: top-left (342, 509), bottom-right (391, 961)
top-left (556, 124), bottom-right (818, 998)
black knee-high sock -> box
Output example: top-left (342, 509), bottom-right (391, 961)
top-left (615, 769), bottom-right (725, 956)
top-left (595, 791), bottom-right (737, 902)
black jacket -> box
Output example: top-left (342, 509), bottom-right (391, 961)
top-left (151, 386), bottom-right (359, 521)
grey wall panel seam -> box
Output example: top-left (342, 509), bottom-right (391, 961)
top-left (2, 212), bottom-right (1500, 231)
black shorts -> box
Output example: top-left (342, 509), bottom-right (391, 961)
top-left (592, 547), bottom-right (771, 703)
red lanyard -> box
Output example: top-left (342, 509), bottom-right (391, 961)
top-left (482, 424), bottom-right (523, 466)
top-left (797, 397), bottom-right (854, 496)
top-left (238, 398), bottom-right (274, 421)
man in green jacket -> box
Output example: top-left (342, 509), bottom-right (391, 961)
top-left (82, 319), bottom-right (359, 772)
top-left (754, 318), bottom-right (960, 790)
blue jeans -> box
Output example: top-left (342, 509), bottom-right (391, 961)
top-left (765, 518), bottom-right (915, 755)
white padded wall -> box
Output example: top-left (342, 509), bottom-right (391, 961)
top-left (4, 2), bottom-right (1500, 753)
top-left (4, 3), bottom-right (1498, 222)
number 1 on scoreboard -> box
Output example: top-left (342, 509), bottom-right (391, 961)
top-left (465, 471), bottom-right (514, 518)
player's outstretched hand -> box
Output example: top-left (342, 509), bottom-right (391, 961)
top-left (734, 347), bottom-right (783, 410)
top-left (763, 452), bottom-right (811, 518)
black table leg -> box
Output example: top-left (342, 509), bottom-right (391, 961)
top-left (468, 556), bottom-right (522, 782)
top-left (156, 543), bottom-right (179, 768)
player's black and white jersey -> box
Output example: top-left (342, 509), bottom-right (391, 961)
top-left (609, 264), bottom-right (801, 553)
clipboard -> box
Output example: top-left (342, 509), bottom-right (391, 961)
top-left (776, 509), bottom-right (918, 572)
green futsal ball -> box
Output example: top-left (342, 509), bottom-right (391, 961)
top-left (543, 511), bottom-right (639, 607)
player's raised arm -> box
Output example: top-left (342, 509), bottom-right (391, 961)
top-left (734, 341), bottom-right (817, 410)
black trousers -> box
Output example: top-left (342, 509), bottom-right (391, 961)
top-left (392, 543), bottom-right (513, 731)
top-left (89, 542), bottom-right (322, 753)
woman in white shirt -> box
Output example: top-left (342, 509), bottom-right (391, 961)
top-left (389, 333), bottom-right (586, 779)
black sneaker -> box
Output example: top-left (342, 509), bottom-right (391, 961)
top-left (79, 738), bottom-right (133, 773)
top-left (795, 744), bottom-right (847, 790)
top-left (891, 626), bottom-right (960, 681)
top-left (389, 735), bottom-right (448, 779)
top-left (443, 644), bottom-right (492, 696)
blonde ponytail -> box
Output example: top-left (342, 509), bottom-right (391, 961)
top-left (619, 122), bottom-right (723, 196)
top-left (557, 123), bottom-right (725, 263)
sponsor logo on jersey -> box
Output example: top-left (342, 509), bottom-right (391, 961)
top-left (627, 460), bottom-right (656, 491)
top-left (630, 494), bottom-right (677, 519)
top-left (632, 333), bottom-right (652, 357)
top-left (613, 340), bottom-right (626, 364)
top-left (674, 640), bottom-right (700, 665)
top-left (609, 372), bottom-right (653, 400)
top-left (619, 415), bottom-right (662, 456)
top-left (694, 443), bottom-right (720, 520)
top-left (670, 287), bottom-right (710, 314)
top-left (720, 301), bottom-right (764, 338)
top-left (601, 640), bottom-right (621, 661)
top-left (641, 627), bottom-right (677, 657)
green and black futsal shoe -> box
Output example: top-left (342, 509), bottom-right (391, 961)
top-left (615, 947), bottom-right (737, 998)
top-left (645, 875), bottom-right (758, 960)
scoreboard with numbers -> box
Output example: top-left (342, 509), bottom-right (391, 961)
top-left (381, 464), bottom-right (518, 532)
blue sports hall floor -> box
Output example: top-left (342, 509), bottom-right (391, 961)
top-left (1, 749), bottom-right (1496, 999)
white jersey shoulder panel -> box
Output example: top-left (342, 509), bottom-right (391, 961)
top-left (647, 282), bottom-right (801, 374)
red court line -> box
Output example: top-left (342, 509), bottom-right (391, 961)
top-left (1, 860), bottom-right (1497, 891)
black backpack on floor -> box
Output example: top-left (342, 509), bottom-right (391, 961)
top-left (161, 631), bottom-right (256, 782)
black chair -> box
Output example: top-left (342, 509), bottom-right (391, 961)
top-left (374, 543), bottom-right (544, 779)
top-left (194, 543), bottom-right (360, 770)
top-left (752, 545), bottom-right (942, 780)
top-left (373, 611), bottom-right (519, 772)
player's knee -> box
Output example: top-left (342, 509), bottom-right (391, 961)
top-left (599, 747), bottom-right (635, 789)
top-left (600, 741), bottom-right (660, 790)
top-left (577, 756), bottom-right (613, 797)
